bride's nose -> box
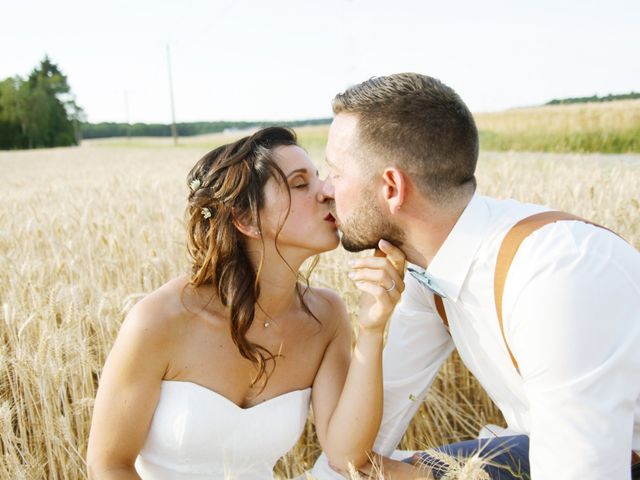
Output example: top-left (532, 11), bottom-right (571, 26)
top-left (316, 177), bottom-right (334, 203)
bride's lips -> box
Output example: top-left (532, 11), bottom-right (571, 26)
top-left (324, 213), bottom-right (337, 224)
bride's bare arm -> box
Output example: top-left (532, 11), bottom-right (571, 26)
top-left (86, 298), bottom-right (175, 479)
top-left (311, 240), bottom-right (406, 471)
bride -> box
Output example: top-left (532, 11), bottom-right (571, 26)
top-left (86, 127), bottom-right (405, 479)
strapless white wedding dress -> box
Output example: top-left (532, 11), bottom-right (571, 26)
top-left (135, 380), bottom-right (311, 479)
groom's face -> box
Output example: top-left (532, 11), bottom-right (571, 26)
top-left (323, 113), bottom-right (404, 252)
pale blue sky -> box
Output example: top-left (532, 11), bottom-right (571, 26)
top-left (2, 0), bottom-right (638, 123)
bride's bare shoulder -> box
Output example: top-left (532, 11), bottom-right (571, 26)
top-left (119, 274), bottom-right (207, 345)
top-left (303, 286), bottom-right (351, 335)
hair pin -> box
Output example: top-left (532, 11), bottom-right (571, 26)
top-left (201, 207), bottom-right (212, 219)
top-left (189, 178), bottom-right (202, 192)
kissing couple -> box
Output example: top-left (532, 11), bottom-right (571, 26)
top-left (87, 73), bottom-right (640, 479)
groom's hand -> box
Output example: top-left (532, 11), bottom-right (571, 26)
top-left (349, 239), bottom-right (406, 334)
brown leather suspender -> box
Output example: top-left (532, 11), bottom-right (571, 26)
top-left (430, 211), bottom-right (639, 466)
top-left (433, 295), bottom-right (448, 330)
top-left (433, 210), bottom-right (610, 372)
top-left (493, 211), bottom-right (604, 372)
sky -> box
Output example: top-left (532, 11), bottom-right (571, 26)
top-left (2, 0), bottom-right (638, 124)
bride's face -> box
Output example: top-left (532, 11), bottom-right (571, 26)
top-left (259, 145), bottom-right (339, 255)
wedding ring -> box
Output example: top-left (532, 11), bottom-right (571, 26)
top-left (384, 280), bottom-right (396, 292)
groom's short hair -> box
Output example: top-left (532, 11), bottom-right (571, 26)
top-left (332, 73), bottom-right (478, 203)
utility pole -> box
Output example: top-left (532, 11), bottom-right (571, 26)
top-left (166, 44), bottom-right (178, 145)
top-left (124, 90), bottom-right (131, 139)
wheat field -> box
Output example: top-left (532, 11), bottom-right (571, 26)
top-left (475, 99), bottom-right (640, 153)
top-left (1, 125), bottom-right (639, 479)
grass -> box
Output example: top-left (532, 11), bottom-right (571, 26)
top-left (0, 124), bottom-right (638, 479)
top-left (475, 99), bottom-right (640, 153)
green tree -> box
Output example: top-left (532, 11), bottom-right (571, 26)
top-left (0, 77), bottom-right (27, 148)
top-left (0, 56), bottom-right (84, 149)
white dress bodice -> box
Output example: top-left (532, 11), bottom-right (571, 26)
top-left (135, 380), bottom-right (311, 479)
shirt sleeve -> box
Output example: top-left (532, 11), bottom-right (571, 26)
top-left (505, 222), bottom-right (640, 479)
top-left (373, 269), bottom-right (455, 455)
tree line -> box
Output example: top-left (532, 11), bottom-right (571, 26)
top-left (0, 57), bottom-right (84, 150)
top-left (546, 92), bottom-right (640, 105)
top-left (81, 118), bottom-right (331, 139)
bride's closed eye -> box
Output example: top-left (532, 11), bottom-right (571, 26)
top-left (290, 169), bottom-right (319, 190)
top-left (290, 174), bottom-right (310, 189)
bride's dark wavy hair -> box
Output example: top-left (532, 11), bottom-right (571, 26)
top-left (185, 126), bottom-right (319, 390)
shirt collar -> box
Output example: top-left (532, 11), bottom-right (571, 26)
top-left (422, 193), bottom-right (492, 302)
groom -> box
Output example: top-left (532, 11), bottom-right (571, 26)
top-left (312, 73), bottom-right (640, 479)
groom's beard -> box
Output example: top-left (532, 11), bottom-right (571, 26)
top-left (337, 193), bottom-right (405, 252)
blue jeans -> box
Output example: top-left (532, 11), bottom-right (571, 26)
top-left (404, 435), bottom-right (640, 480)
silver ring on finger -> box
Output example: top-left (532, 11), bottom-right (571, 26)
top-left (384, 279), bottom-right (396, 292)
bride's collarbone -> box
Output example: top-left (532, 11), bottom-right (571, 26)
top-left (164, 334), bottom-right (323, 408)
top-left (164, 305), bottom-right (329, 398)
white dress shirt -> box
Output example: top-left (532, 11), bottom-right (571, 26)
top-left (312, 194), bottom-right (640, 480)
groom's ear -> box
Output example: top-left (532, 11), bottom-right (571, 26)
top-left (381, 167), bottom-right (406, 214)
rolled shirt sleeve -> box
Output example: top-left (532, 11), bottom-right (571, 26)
top-left (505, 222), bottom-right (640, 479)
